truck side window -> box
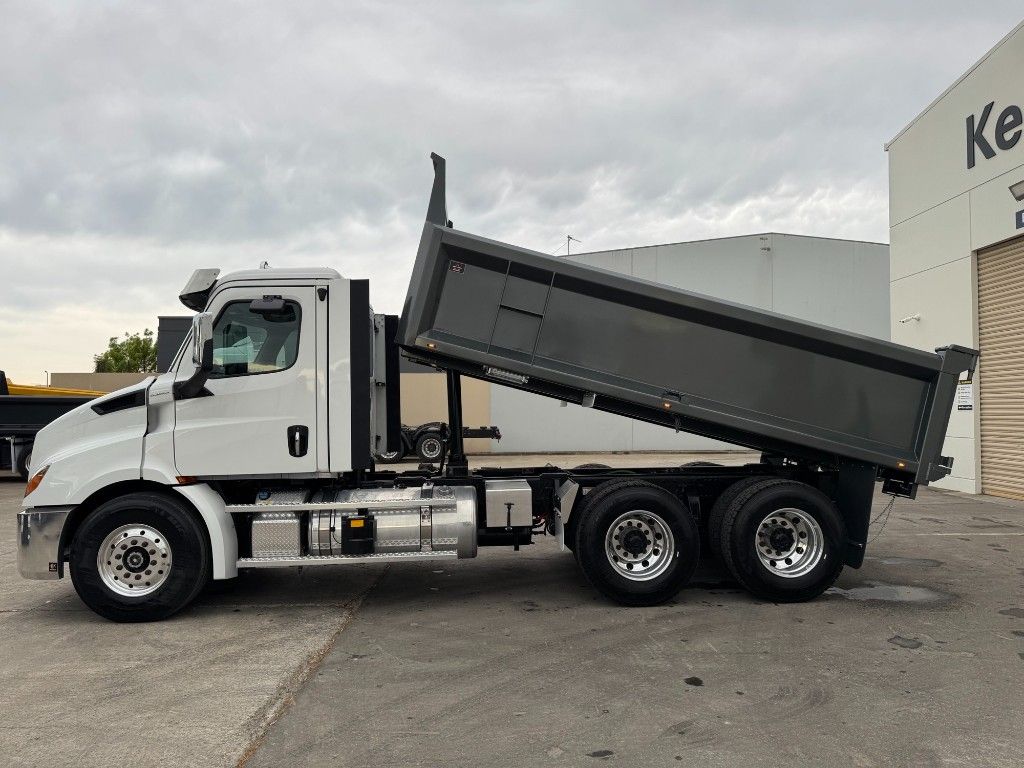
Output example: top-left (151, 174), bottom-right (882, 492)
top-left (208, 300), bottom-right (302, 378)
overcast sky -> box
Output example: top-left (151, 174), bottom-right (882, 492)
top-left (1, 2), bottom-right (1022, 383)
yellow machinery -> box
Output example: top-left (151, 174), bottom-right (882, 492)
top-left (4, 379), bottom-right (104, 397)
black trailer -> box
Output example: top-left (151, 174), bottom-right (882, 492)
top-left (388, 154), bottom-right (978, 605)
top-left (0, 373), bottom-right (92, 480)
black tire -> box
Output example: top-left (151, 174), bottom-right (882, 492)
top-left (574, 480), bottom-right (700, 606)
top-left (564, 478), bottom-right (637, 557)
top-left (705, 476), bottom-right (769, 561)
top-left (572, 463), bottom-right (612, 470)
top-left (16, 445), bottom-right (32, 481)
top-left (374, 450), bottom-right (404, 464)
top-left (719, 479), bottom-right (846, 603)
top-left (69, 491), bottom-right (211, 622)
top-left (415, 433), bottom-right (445, 462)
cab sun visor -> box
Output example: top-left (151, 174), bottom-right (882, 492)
top-left (179, 268), bottom-right (221, 312)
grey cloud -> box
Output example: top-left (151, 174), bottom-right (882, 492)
top-left (0, 1), bottom-right (1021, 381)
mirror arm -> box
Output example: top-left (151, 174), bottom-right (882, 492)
top-left (172, 373), bottom-right (209, 400)
top-left (173, 338), bottom-right (214, 400)
top-left (174, 314), bottom-right (215, 400)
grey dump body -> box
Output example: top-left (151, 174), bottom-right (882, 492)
top-left (398, 155), bottom-right (978, 491)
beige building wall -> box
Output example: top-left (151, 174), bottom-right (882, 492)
top-left (400, 372), bottom-right (493, 453)
top-left (50, 372), bottom-right (152, 393)
top-left (886, 21), bottom-right (1024, 493)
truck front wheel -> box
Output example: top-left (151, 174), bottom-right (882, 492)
top-left (574, 481), bottom-right (700, 606)
top-left (69, 492), bottom-right (211, 622)
top-left (719, 479), bottom-right (846, 602)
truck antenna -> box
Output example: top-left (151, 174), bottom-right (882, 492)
top-left (426, 152), bottom-right (451, 228)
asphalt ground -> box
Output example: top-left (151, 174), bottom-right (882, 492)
top-left (2, 452), bottom-right (1022, 767)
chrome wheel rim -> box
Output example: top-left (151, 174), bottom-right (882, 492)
top-left (604, 509), bottom-right (675, 581)
top-left (421, 439), bottom-right (442, 459)
top-left (755, 508), bottom-right (824, 578)
top-left (378, 451), bottom-right (400, 460)
top-left (97, 524), bottom-right (172, 597)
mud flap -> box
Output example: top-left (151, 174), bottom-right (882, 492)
top-left (835, 461), bottom-right (877, 568)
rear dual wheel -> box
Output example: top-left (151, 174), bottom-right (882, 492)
top-left (574, 481), bottom-right (700, 606)
top-left (716, 479), bottom-right (846, 602)
top-left (705, 476), bottom-right (767, 560)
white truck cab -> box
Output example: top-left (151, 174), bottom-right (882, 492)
top-left (19, 264), bottom-right (404, 619)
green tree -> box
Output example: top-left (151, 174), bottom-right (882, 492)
top-left (94, 329), bottom-right (158, 373)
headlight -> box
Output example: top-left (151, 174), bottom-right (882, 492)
top-left (24, 465), bottom-right (49, 498)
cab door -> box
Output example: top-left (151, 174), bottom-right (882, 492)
top-left (173, 285), bottom-right (319, 477)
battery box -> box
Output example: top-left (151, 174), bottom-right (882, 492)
top-left (341, 515), bottom-right (374, 555)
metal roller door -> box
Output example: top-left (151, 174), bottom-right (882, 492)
top-left (978, 235), bottom-right (1024, 499)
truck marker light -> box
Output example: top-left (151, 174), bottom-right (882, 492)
top-left (24, 465), bottom-right (49, 498)
top-left (175, 476), bottom-right (198, 485)
top-left (427, 342), bottom-right (437, 349)
top-left (663, 402), bottom-right (672, 409)
top-left (897, 462), bottom-right (906, 469)
top-left (349, 519), bottom-right (365, 528)
top-left (484, 366), bottom-right (529, 385)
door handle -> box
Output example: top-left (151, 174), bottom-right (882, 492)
top-left (288, 425), bottom-right (309, 457)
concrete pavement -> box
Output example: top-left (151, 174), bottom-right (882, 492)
top-left (249, 484), bottom-right (1024, 767)
top-left (0, 452), bottom-right (750, 767)
top-left (1, 452), bottom-right (1022, 767)
top-left (0, 478), bottom-right (386, 767)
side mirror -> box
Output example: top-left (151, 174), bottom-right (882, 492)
top-left (191, 312), bottom-right (214, 371)
top-left (175, 312), bottom-right (215, 400)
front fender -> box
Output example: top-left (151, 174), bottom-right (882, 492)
top-left (173, 484), bottom-right (238, 580)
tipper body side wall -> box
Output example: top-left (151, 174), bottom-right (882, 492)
top-left (399, 223), bottom-right (977, 488)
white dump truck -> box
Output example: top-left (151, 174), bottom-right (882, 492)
top-left (18, 155), bottom-right (976, 622)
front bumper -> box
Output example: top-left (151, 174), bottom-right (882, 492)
top-left (17, 507), bottom-right (73, 579)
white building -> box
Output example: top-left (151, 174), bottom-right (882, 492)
top-left (491, 232), bottom-right (890, 453)
top-left (887, 20), bottom-right (1024, 497)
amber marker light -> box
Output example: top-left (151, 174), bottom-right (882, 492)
top-left (24, 465), bottom-right (49, 498)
